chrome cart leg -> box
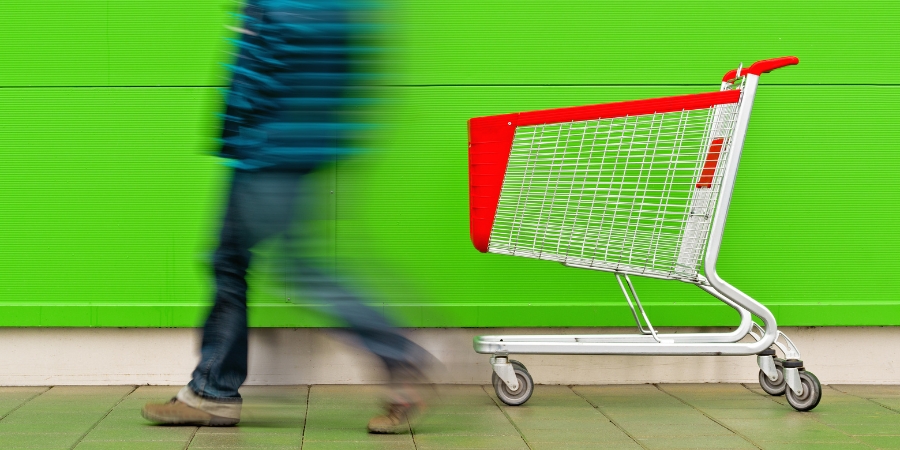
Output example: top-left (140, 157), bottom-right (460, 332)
top-left (616, 274), bottom-right (673, 344)
top-left (490, 355), bottom-right (518, 391)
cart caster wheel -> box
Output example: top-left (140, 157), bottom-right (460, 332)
top-left (785, 371), bottom-right (822, 412)
top-left (491, 360), bottom-right (528, 387)
top-left (492, 363), bottom-right (534, 406)
top-left (758, 363), bottom-right (786, 396)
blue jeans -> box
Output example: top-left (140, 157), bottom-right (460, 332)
top-left (188, 169), bottom-right (426, 403)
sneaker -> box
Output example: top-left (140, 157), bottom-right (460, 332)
top-left (367, 401), bottom-right (421, 434)
top-left (142, 398), bottom-right (240, 427)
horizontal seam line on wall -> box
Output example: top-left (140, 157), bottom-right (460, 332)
top-left (1, 83), bottom-right (898, 89)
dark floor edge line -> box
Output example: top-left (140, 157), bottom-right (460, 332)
top-left (655, 384), bottom-right (764, 450)
top-left (182, 425), bottom-right (200, 450)
top-left (480, 384), bottom-right (533, 450)
top-left (1, 83), bottom-right (897, 89)
top-left (299, 385), bottom-right (311, 449)
top-left (68, 385), bottom-right (138, 450)
top-left (0, 386), bottom-right (51, 422)
top-left (568, 385), bottom-right (650, 450)
top-left (738, 384), bottom-right (878, 449)
top-left (407, 409), bottom-right (418, 450)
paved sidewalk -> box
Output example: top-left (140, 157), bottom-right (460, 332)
top-left (1, 384), bottom-right (899, 449)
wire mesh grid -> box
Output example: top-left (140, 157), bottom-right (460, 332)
top-left (488, 101), bottom-right (740, 282)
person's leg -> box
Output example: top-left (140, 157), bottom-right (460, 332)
top-left (142, 172), bottom-right (252, 425)
top-left (176, 175), bottom-right (254, 419)
top-left (144, 170), bottom-right (302, 425)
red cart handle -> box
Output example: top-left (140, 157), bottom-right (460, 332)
top-left (722, 56), bottom-right (799, 82)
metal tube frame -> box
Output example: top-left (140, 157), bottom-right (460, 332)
top-left (474, 73), bottom-right (784, 357)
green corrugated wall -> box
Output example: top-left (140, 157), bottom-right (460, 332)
top-left (1, 1), bottom-right (898, 327)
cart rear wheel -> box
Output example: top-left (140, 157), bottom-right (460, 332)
top-left (758, 364), bottom-right (786, 396)
top-left (785, 371), bottom-right (822, 412)
top-left (492, 365), bottom-right (534, 406)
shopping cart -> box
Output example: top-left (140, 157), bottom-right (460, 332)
top-left (467, 57), bottom-right (821, 411)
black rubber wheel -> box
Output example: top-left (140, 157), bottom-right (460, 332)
top-left (758, 364), bottom-right (786, 396)
top-left (492, 365), bottom-right (534, 406)
top-left (785, 371), bottom-right (822, 412)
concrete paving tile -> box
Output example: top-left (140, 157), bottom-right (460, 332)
top-left (430, 404), bottom-right (504, 415)
top-left (575, 385), bottom-right (664, 394)
top-left (697, 407), bottom-right (796, 420)
top-left (75, 441), bottom-right (188, 450)
top-left (871, 398), bottom-right (900, 412)
top-left (720, 418), bottom-right (858, 443)
top-left (812, 412), bottom-right (900, 426)
top-left (413, 434), bottom-right (529, 450)
top-left (307, 386), bottom-right (384, 410)
top-left (757, 441), bottom-right (875, 450)
top-left (34, 386), bottom-right (135, 400)
top-left (510, 418), bottom-right (619, 432)
top-left (239, 385), bottom-right (309, 398)
top-left (433, 386), bottom-right (496, 406)
top-left (529, 441), bottom-right (643, 450)
top-left (195, 424), bottom-right (303, 435)
top-left (571, 387), bottom-right (690, 409)
top-left (0, 432), bottom-right (82, 448)
top-left (305, 408), bottom-right (376, 428)
top-left (517, 425), bottom-right (634, 443)
top-left (188, 432), bottom-right (301, 448)
top-left (302, 426), bottom-right (412, 441)
top-left (303, 441), bottom-right (416, 450)
top-left (853, 434), bottom-right (900, 449)
top-left (661, 384), bottom-right (759, 396)
top-left (827, 419), bottom-right (900, 436)
top-left (592, 405), bottom-right (696, 418)
top-left (0, 412), bottom-right (99, 433)
top-left (236, 387), bottom-right (309, 423)
top-left (661, 387), bottom-right (782, 410)
top-left (503, 405), bottom-right (605, 420)
top-left (834, 386), bottom-right (900, 398)
top-left (412, 413), bottom-right (519, 436)
top-left (0, 387), bottom-right (49, 396)
top-left (508, 386), bottom-right (594, 408)
top-left (309, 385), bottom-right (384, 398)
top-left (305, 418), bottom-right (373, 430)
top-left (615, 421), bottom-right (735, 438)
top-left (83, 423), bottom-right (197, 441)
top-left (0, 388), bottom-right (48, 418)
top-left (612, 413), bottom-right (721, 426)
top-left (716, 414), bottom-right (819, 430)
top-left (122, 386), bottom-right (182, 400)
top-left (805, 401), bottom-right (896, 416)
top-left (636, 435), bottom-right (757, 449)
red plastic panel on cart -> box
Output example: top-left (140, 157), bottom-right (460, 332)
top-left (697, 137), bottom-right (724, 188)
top-left (467, 90), bottom-right (740, 253)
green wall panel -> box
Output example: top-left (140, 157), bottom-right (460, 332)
top-left (399, 0), bottom-right (898, 85)
top-left (0, 88), bottom-right (223, 308)
top-left (0, 1), bottom-right (109, 86)
top-left (1, 1), bottom-right (896, 86)
top-left (0, 1), bottom-right (897, 327)
top-left (1, 85), bottom-right (897, 326)
top-left (0, 1), bottom-right (236, 87)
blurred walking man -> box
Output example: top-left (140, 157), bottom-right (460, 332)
top-left (142, 0), bottom-right (430, 434)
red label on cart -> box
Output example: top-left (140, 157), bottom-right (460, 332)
top-left (697, 138), bottom-right (724, 188)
